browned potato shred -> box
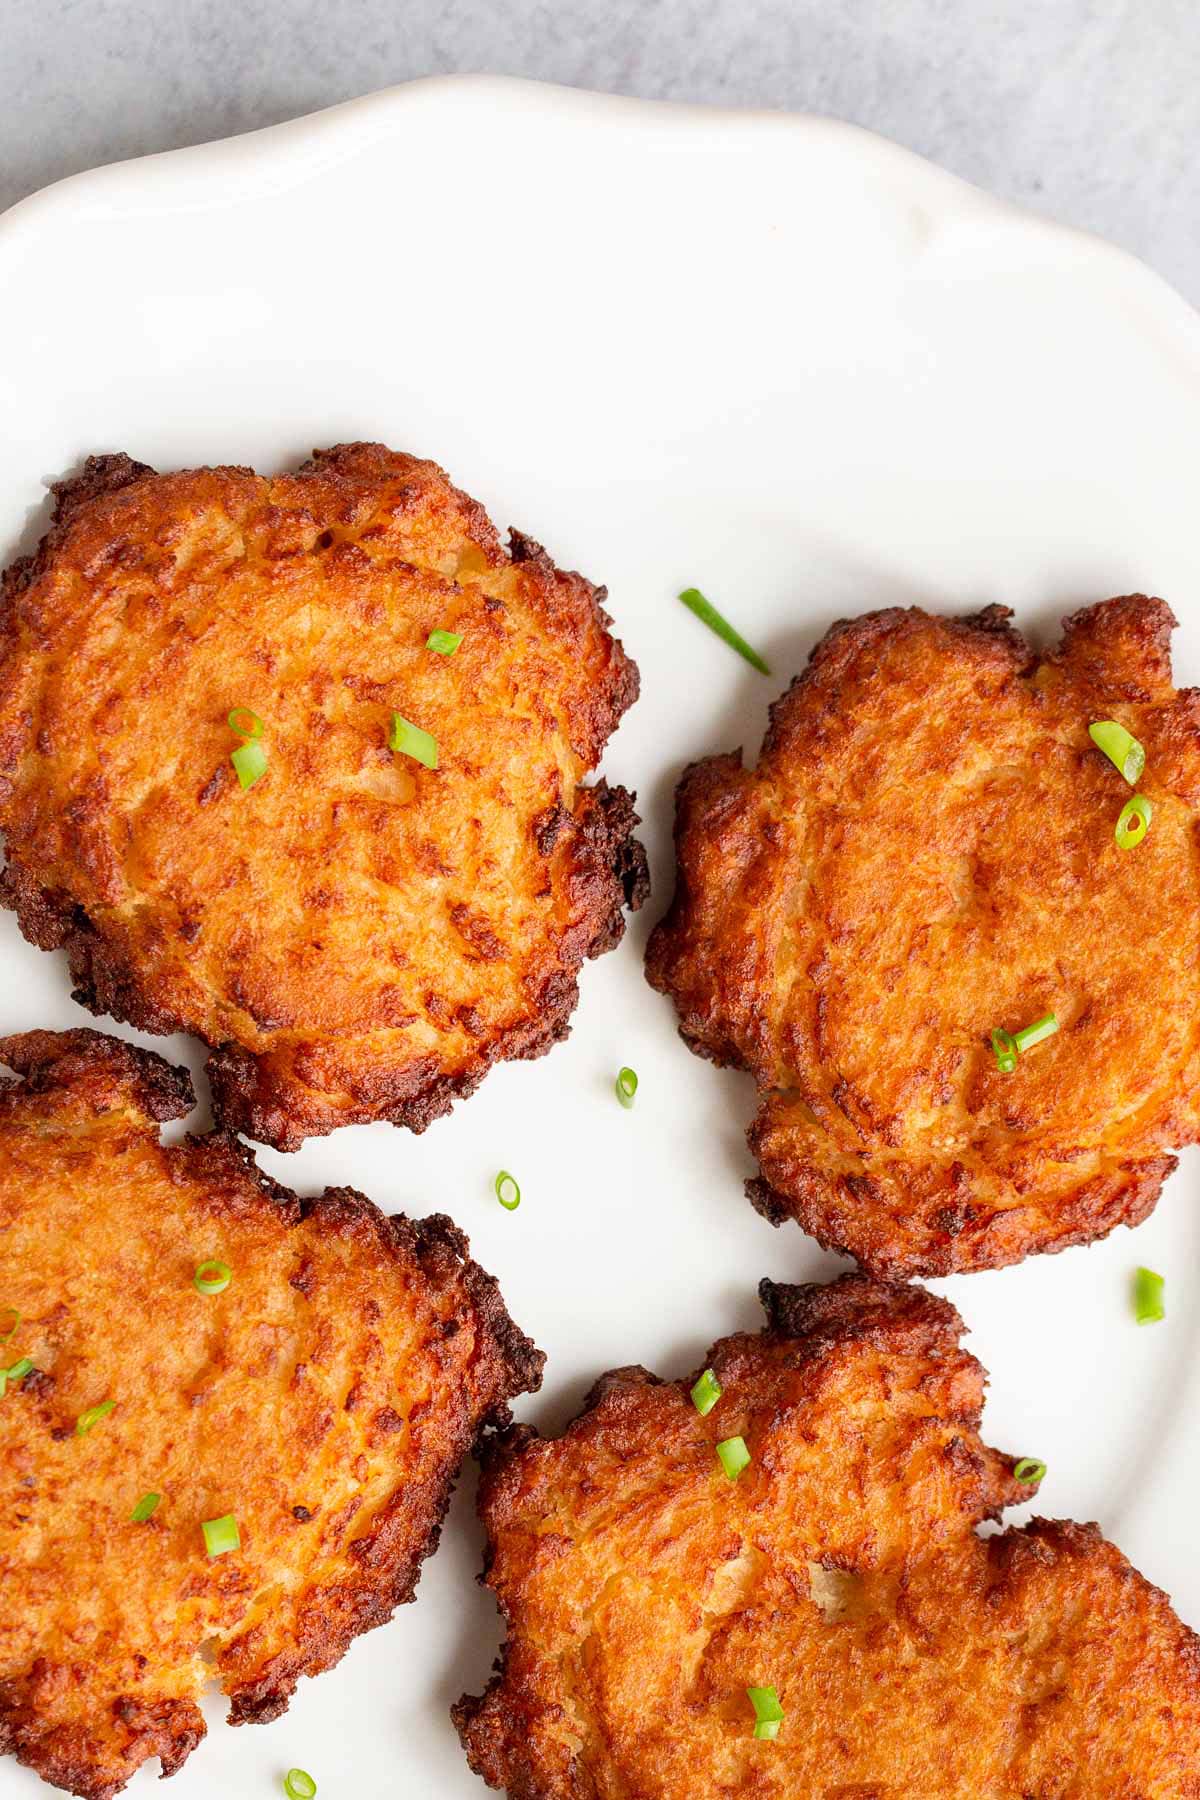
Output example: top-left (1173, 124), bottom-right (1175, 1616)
top-left (0, 444), bottom-right (646, 1149)
top-left (647, 596), bottom-right (1200, 1275)
top-left (455, 1275), bottom-right (1200, 1797)
top-left (0, 1028), bottom-right (542, 1799)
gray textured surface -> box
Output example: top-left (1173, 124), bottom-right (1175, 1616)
top-left (1, 0), bottom-right (1197, 301)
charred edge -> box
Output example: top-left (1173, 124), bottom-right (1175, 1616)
top-left (0, 1026), bottom-right (195, 1123)
top-left (758, 1271), bottom-right (963, 1347)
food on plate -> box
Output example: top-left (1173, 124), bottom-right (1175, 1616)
top-left (646, 595), bottom-right (1200, 1276)
top-left (454, 1272), bottom-right (1200, 1797)
top-left (0, 1027), bottom-right (543, 1800)
top-left (0, 443), bottom-right (646, 1150)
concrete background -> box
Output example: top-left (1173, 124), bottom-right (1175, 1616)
top-left (1, 1), bottom-right (1197, 300)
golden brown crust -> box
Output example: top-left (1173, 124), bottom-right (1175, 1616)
top-left (455, 1274), bottom-right (1200, 1799)
top-left (0, 445), bottom-right (646, 1150)
top-left (0, 1027), bottom-right (543, 1799)
top-left (646, 597), bottom-right (1200, 1276)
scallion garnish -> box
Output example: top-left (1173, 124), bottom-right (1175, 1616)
top-left (284, 1771), bottom-right (318, 1800)
top-left (615, 1066), bottom-right (638, 1108)
top-left (678, 588), bottom-right (770, 676)
top-left (716, 1436), bottom-right (751, 1481)
top-left (231, 739), bottom-right (268, 790)
top-left (0, 1359), bottom-right (31, 1399)
top-left (1013, 1457), bottom-right (1045, 1485)
top-left (228, 708), bottom-right (269, 790)
top-left (76, 1400), bottom-right (115, 1436)
top-left (193, 1259), bottom-right (232, 1296)
top-left (747, 1686), bottom-right (784, 1741)
top-left (0, 1306), bottom-right (20, 1344)
top-left (1133, 1266), bottom-right (1165, 1326)
top-left (130, 1492), bottom-right (162, 1523)
top-left (389, 713), bottom-right (438, 769)
top-left (691, 1369), bottom-right (722, 1416)
top-left (426, 629), bottom-right (462, 657)
top-left (1011, 1013), bottom-right (1058, 1054)
top-left (227, 707), bottom-right (265, 741)
top-left (495, 1171), bottom-right (521, 1211)
top-left (991, 1014), bottom-right (1057, 1071)
top-left (202, 1513), bottom-right (241, 1558)
top-left (1088, 720), bottom-right (1145, 785)
top-left (1115, 794), bottom-right (1152, 849)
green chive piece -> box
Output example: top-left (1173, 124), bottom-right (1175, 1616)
top-left (716, 1436), bottom-right (751, 1481)
top-left (678, 588), bottom-right (770, 676)
top-left (495, 1171), bottom-right (521, 1211)
top-left (0, 1307), bottom-right (20, 1344)
top-left (747, 1685), bottom-right (784, 1741)
top-left (1115, 794), bottom-right (1152, 849)
top-left (4, 1358), bottom-right (33, 1383)
top-left (76, 1400), bottom-right (115, 1436)
top-left (426, 629), bottom-right (462, 657)
top-left (231, 738), bottom-right (268, 790)
top-left (202, 1513), bottom-right (241, 1558)
top-left (389, 713), bottom-right (438, 769)
top-left (1013, 1457), bottom-right (1046, 1485)
top-left (193, 1259), bottom-right (232, 1296)
top-left (1133, 1266), bottom-right (1165, 1326)
top-left (283, 1772), bottom-right (318, 1800)
top-left (1012, 1013), bottom-right (1058, 1054)
top-left (0, 1372), bottom-right (6, 1401)
top-left (227, 707), bottom-right (265, 742)
top-left (615, 1066), bottom-right (638, 1109)
top-left (990, 1028), bottom-right (1017, 1074)
top-left (1088, 720), bottom-right (1145, 786)
top-left (691, 1369), bottom-right (723, 1416)
top-left (130, 1492), bottom-right (162, 1523)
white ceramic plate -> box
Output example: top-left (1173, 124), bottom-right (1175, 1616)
top-left (2, 75), bottom-right (1200, 1800)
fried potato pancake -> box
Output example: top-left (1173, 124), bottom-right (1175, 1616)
top-left (455, 1275), bottom-right (1200, 1799)
top-left (0, 1028), bottom-right (543, 1800)
top-left (0, 444), bottom-right (646, 1149)
top-left (646, 597), bottom-right (1200, 1276)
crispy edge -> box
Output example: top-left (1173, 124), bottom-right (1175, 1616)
top-left (0, 449), bottom-right (649, 1150)
top-left (0, 1028), bottom-right (545, 1794)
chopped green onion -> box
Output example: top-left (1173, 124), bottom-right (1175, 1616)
top-left (130, 1492), bottom-right (162, 1523)
top-left (76, 1400), bottom-right (115, 1436)
top-left (1115, 794), bottom-right (1152, 849)
top-left (389, 713), bottom-right (438, 769)
top-left (691, 1369), bottom-right (723, 1416)
top-left (678, 588), bottom-right (770, 676)
top-left (231, 738), bottom-right (268, 790)
top-left (1133, 1266), bottom-right (1165, 1326)
top-left (193, 1259), bottom-right (232, 1296)
top-left (1013, 1457), bottom-right (1045, 1485)
top-left (202, 1513), bottom-right (241, 1558)
top-left (0, 1360), bottom-right (31, 1400)
top-left (747, 1686), bottom-right (784, 1741)
top-left (495, 1171), bottom-right (521, 1211)
top-left (426, 629), bottom-right (462, 657)
top-left (989, 1028), bottom-right (1017, 1074)
top-left (615, 1066), bottom-right (638, 1109)
top-left (1012, 1013), bottom-right (1058, 1054)
top-left (0, 1306), bottom-right (20, 1344)
top-left (1088, 719), bottom-right (1145, 785)
top-left (716, 1436), bottom-right (751, 1481)
top-left (227, 707), bottom-right (265, 741)
top-left (283, 1772), bottom-right (318, 1800)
